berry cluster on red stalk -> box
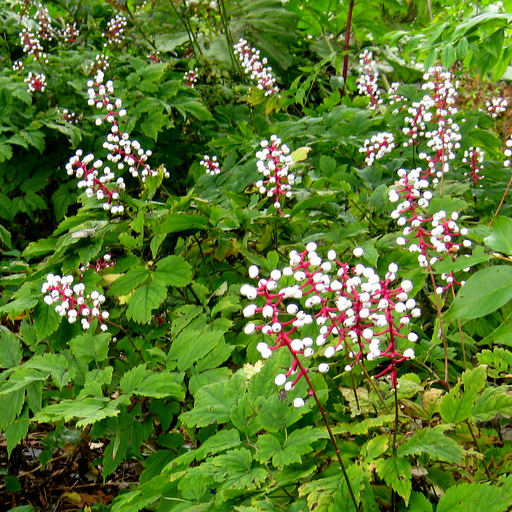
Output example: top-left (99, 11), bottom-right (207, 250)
top-left (42, 274), bottom-right (109, 331)
top-left (356, 50), bottom-right (382, 109)
top-left (462, 146), bottom-right (484, 186)
top-left (184, 68), bottom-right (199, 88)
top-left (389, 167), bottom-right (472, 293)
top-left (403, 67), bottom-right (461, 182)
top-left (35, 3), bottom-right (53, 41)
top-left (80, 253), bottom-right (114, 274)
top-left (19, 28), bottom-right (48, 63)
top-left (25, 71), bottom-right (46, 92)
top-left (360, 132), bottom-right (396, 166)
top-left (486, 97), bottom-right (508, 118)
top-left (200, 155), bottom-right (221, 175)
top-left (255, 135), bottom-right (295, 215)
top-left (241, 243), bottom-right (420, 406)
top-left (102, 14), bottom-right (127, 48)
top-left (233, 38), bottom-right (279, 96)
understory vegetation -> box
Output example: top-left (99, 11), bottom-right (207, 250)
top-left (2, 0), bottom-right (512, 510)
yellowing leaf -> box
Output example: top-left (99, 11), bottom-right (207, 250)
top-left (291, 146), bottom-right (312, 164)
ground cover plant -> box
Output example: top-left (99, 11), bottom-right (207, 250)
top-left (1, 0), bottom-right (512, 510)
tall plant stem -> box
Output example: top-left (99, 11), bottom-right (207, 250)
top-left (340, 0), bottom-right (355, 98)
top-left (490, 174), bottom-right (512, 224)
top-left (451, 286), bottom-right (467, 368)
top-left (218, 0), bottom-right (239, 73)
top-left (193, 234), bottom-right (215, 291)
top-left (167, 0), bottom-right (202, 57)
top-left (294, 358), bottom-right (360, 511)
top-left (466, 419), bottom-right (492, 480)
top-left (391, 383), bottom-right (400, 511)
top-left (428, 270), bottom-right (449, 383)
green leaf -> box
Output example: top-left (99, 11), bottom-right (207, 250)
top-left (441, 44), bottom-right (457, 69)
top-left (436, 475), bottom-right (512, 512)
top-left (397, 426), bottom-right (463, 463)
top-left (108, 266), bottom-right (150, 296)
top-left (153, 213), bottom-right (208, 234)
top-left (0, 332), bottom-right (23, 368)
top-left (33, 299), bottom-right (62, 341)
top-left (0, 388), bottom-right (25, 430)
top-left (374, 457), bottom-right (412, 505)
top-left (24, 353), bottom-right (70, 389)
top-left (439, 366), bottom-right (487, 423)
top-left (432, 245), bottom-right (490, 274)
top-left (445, 266), bottom-right (512, 319)
top-left (155, 255), bottom-right (192, 287)
top-left (33, 397), bottom-right (122, 427)
top-left (168, 328), bottom-right (223, 372)
top-left (5, 407), bottom-right (29, 456)
top-left (484, 217), bottom-right (512, 255)
top-left (141, 113), bottom-right (169, 141)
top-left (471, 386), bottom-right (512, 421)
top-left (120, 364), bottom-right (147, 395)
top-left (0, 223), bottom-right (12, 249)
top-left (69, 332), bottom-right (111, 364)
top-left (172, 97), bottom-right (213, 121)
top-left (330, 464), bottom-right (369, 512)
top-left (126, 280), bottom-right (167, 324)
top-left (180, 371), bottom-right (246, 427)
top-left (299, 476), bottom-right (341, 512)
top-left (133, 371), bottom-right (184, 400)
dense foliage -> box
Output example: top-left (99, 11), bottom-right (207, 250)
top-left (1, 0), bottom-right (512, 510)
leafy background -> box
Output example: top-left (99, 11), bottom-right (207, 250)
top-left (1, 0), bottom-right (512, 511)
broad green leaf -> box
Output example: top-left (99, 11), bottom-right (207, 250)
top-left (0, 223), bottom-right (11, 249)
top-left (180, 371), bottom-right (247, 427)
top-left (432, 245), bottom-right (490, 274)
top-left (120, 364), bottom-right (147, 395)
top-left (33, 300), bottom-right (62, 341)
top-left (0, 389), bottom-right (25, 430)
top-left (5, 407), bottom-right (29, 456)
top-left (0, 297), bottom-right (38, 320)
top-left (155, 255), bottom-right (192, 287)
top-left (24, 353), bottom-right (70, 389)
top-left (445, 266), bottom-right (512, 319)
top-left (484, 217), bottom-right (512, 255)
top-left (330, 464), bottom-right (369, 512)
top-left (397, 426), bottom-right (463, 463)
top-left (374, 457), bottom-right (412, 505)
top-left (408, 491), bottom-right (433, 512)
top-left (126, 280), bottom-right (167, 324)
top-left (0, 332), bottom-right (22, 368)
top-left (439, 366), bottom-right (486, 423)
top-left (167, 328), bottom-right (223, 372)
top-left (133, 371), bottom-right (185, 400)
top-left (471, 386), bottom-right (512, 421)
top-left (33, 397), bottom-right (122, 427)
top-left (69, 332), bottom-right (111, 364)
top-left (360, 434), bottom-right (389, 461)
top-left (153, 213), bottom-right (208, 234)
top-left (108, 266), bottom-right (150, 296)
top-left (299, 475), bottom-right (341, 512)
top-left (437, 475), bottom-right (512, 512)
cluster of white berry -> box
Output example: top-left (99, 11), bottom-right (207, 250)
top-left (200, 155), bottom-right (221, 175)
top-left (42, 274), bottom-right (109, 331)
top-left (462, 146), bottom-right (485, 186)
top-left (241, 244), bottom-right (420, 405)
top-left (19, 28), bottom-right (48, 63)
top-left (403, 67), bottom-right (461, 181)
top-left (486, 97), bottom-right (508, 118)
top-left (86, 69), bottom-right (168, 182)
top-left (184, 68), bottom-right (199, 87)
top-left (24, 71), bottom-right (46, 92)
top-left (504, 137), bottom-right (512, 167)
top-left (60, 22), bottom-right (80, 44)
top-left (35, 3), bottom-right (53, 41)
top-left (233, 38), bottom-right (279, 96)
top-left (360, 132), bottom-right (395, 166)
top-left (356, 50), bottom-right (382, 109)
top-left (66, 150), bottom-right (126, 214)
top-left (255, 135), bottom-right (295, 213)
top-left (389, 168), bottom-right (471, 267)
top-left (102, 14), bottom-right (127, 47)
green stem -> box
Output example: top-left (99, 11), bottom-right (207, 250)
top-left (490, 173), bottom-right (512, 224)
top-left (218, 0), bottom-right (240, 73)
top-left (466, 419), bottom-right (492, 480)
top-left (341, 0), bottom-right (355, 98)
top-left (294, 357), bottom-right (360, 511)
